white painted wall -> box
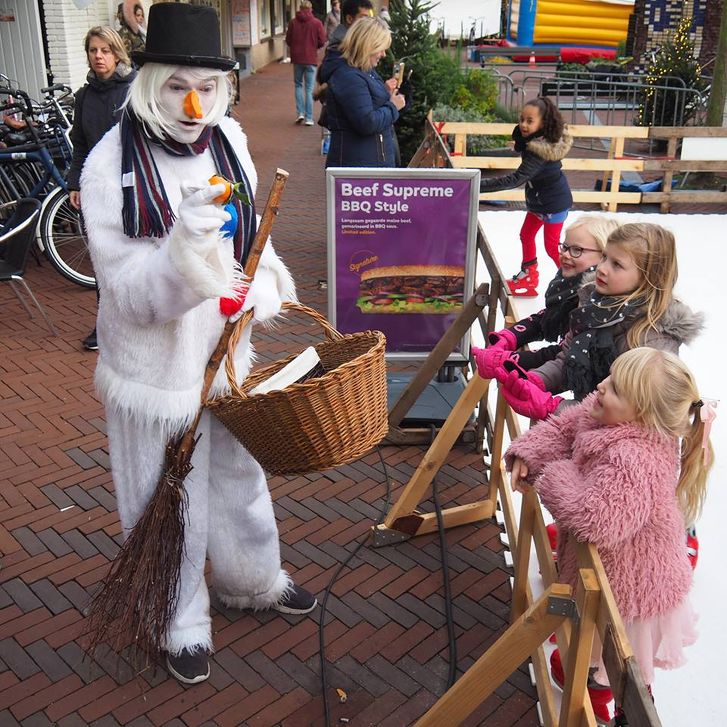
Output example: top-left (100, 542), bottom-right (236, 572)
top-left (43, 0), bottom-right (116, 91)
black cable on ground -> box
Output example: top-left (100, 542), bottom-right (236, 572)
top-left (430, 424), bottom-right (458, 689)
top-left (318, 445), bottom-right (392, 727)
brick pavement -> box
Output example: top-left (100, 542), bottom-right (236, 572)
top-left (0, 60), bottom-right (534, 726)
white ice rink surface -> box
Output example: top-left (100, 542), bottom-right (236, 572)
top-left (477, 210), bottom-right (725, 727)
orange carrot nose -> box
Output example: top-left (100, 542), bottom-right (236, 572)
top-left (182, 90), bottom-right (203, 119)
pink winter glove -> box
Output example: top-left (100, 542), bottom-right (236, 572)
top-left (501, 370), bottom-right (562, 420)
top-left (502, 358), bottom-right (546, 390)
top-left (472, 346), bottom-right (512, 380)
top-left (487, 328), bottom-right (518, 351)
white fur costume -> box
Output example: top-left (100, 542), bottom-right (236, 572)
top-left (82, 115), bottom-right (295, 655)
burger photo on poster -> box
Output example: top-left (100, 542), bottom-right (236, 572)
top-left (356, 265), bottom-right (465, 314)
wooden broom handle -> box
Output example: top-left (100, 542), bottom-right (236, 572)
top-left (175, 168), bottom-right (290, 462)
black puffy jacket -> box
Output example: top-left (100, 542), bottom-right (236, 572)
top-left (68, 64), bottom-right (136, 191)
top-left (479, 125), bottom-right (573, 214)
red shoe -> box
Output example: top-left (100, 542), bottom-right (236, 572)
top-left (507, 264), bottom-right (539, 297)
top-left (550, 649), bottom-right (613, 725)
top-left (546, 522), bottom-right (558, 562)
top-left (686, 527), bottom-right (698, 570)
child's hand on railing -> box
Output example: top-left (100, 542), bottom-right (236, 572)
top-left (510, 457), bottom-right (530, 494)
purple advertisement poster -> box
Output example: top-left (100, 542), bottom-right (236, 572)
top-left (328, 171), bottom-right (478, 359)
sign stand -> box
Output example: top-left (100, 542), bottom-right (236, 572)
top-left (385, 282), bottom-right (489, 446)
top-left (374, 283), bottom-right (500, 546)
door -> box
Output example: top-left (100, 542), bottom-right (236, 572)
top-left (0, 3), bottom-right (46, 100)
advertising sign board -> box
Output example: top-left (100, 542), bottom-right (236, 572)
top-left (326, 168), bottom-right (480, 361)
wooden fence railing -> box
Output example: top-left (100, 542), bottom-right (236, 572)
top-left (379, 222), bottom-right (661, 725)
top-left (412, 115), bottom-right (727, 213)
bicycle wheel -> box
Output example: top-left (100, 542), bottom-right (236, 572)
top-left (40, 186), bottom-right (96, 288)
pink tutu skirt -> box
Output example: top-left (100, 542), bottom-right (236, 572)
top-left (593, 597), bottom-right (698, 686)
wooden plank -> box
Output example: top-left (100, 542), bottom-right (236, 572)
top-left (415, 584), bottom-right (572, 727)
top-left (457, 157), bottom-right (645, 171)
top-left (643, 190), bottom-right (727, 203)
top-left (382, 374), bottom-right (490, 528)
top-left (642, 159), bottom-right (727, 172)
top-left (559, 569), bottom-right (600, 727)
top-left (438, 122), bottom-right (649, 139)
top-left (390, 501), bottom-right (495, 536)
top-left (608, 136), bottom-right (626, 212)
top-left (511, 486), bottom-right (538, 620)
top-left (650, 126), bottom-right (727, 138)
top-left (621, 658), bottom-right (662, 726)
top-left (660, 137), bottom-right (679, 213)
top-left (478, 190), bottom-right (642, 204)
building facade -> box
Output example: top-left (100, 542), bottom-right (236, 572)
top-left (2, 0), bottom-right (299, 100)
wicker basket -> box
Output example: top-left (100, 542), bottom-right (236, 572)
top-left (206, 302), bottom-right (388, 475)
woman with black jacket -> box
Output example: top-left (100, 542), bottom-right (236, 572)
top-left (68, 26), bottom-right (136, 350)
top-left (479, 96), bottom-right (572, 297)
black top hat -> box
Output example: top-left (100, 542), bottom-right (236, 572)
top-left (132, 3), bottom-right (235, 71)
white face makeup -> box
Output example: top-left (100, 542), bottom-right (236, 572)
top-left (159, 69), bottom-right (218, 143)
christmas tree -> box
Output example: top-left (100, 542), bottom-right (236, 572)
top-left (637, 16), bottom-right (707, 126)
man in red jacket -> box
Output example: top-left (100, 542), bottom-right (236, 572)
top-left (285, 0), bottom-right (326, 125)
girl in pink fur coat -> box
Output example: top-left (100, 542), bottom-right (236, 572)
top-left (506, 348), bottom-right (715, 725)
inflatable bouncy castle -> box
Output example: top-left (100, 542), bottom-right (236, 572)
top-left (507, 0), bottom-right (634, 54)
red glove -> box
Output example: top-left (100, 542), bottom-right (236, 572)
top-left (472, 346), bottom-right (512, 380)
top-left (501, 370), bottom-right (562, 420)
top-left (487, 328), bottom-right (518, 351)
top-left (502, 358), bottom-right (546, 390)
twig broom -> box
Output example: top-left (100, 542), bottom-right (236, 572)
top-left (86, 169), bottom-right (290, 662)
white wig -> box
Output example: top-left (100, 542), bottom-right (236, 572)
top-left (127, 63), bottom-right (232, 139)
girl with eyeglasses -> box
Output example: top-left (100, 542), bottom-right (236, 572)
top-left (473, 215), bottom-right (618, 381)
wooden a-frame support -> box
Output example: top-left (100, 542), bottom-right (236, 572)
top-left (373, 282), bottom-right (500, 545)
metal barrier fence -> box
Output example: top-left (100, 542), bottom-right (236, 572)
top-left (487, 68), bottom-right (711, 146)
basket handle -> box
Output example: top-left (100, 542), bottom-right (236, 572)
top-left (224, 301), bottom-right (344, 398)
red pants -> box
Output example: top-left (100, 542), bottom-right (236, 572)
top-left (519, 212), bottom-right (564, 268)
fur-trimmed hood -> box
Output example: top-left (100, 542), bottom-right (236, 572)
top-left (526, 127), bottom-right (573, 162)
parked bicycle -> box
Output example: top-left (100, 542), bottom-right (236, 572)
top-left (1, 81), bottom-right (94, 288)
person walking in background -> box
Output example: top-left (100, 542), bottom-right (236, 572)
top-left (325, 0), bottom-right (341, 40)
top-left (327, 0), bottom-right (373, 50)
top-left (68, 26), bottom-right (136, 351)
top-left (285, 0), bottom-right (326, 126)
top-left (321, 16), bottom-right (404, 167)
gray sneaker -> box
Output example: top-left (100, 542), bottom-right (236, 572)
top-left (273, 584), bottom-right (317, 615)
top-left (166, 648), bottom-right (210, 684)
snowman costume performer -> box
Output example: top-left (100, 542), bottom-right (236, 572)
top-left (82, 3), bottom-right (316, 685)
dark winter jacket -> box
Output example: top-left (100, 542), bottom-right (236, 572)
top-left (285, 9), bottom-right (326, 65)
top-left (506, 270), bottom-right (593, 370)
top-left (480, 126), bottom-right (573, 215)
top-left (320, 52), bottom-right (399, 167)
top-left (534, 284), bottom-right (705, 396)
top-left (68, 64), bottom-right (136, 191)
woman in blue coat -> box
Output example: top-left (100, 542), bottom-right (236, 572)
top-left (320, 16), bottom-right (405, 167)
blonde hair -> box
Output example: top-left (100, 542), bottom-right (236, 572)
top-left (127, 64), bottom-right (232, 140)
top-left (340, 16), bottom-right (391, 71)
top-left (610, 348), bottom-right (713, 526)
top-left (567, 215), bottom-right (619, 253)
top-left (604, 223), bottom-right (678, 348)
top-left (85, 26), bottom-right (130, 68)
top-left (299, 0), bottom-right (313, 8)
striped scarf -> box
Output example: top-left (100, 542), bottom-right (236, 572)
top-left (120, 109), bottom-right (256, 267)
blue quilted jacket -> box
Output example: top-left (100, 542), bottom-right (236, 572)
top-left (320, 52), bottom-right (399, 167)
